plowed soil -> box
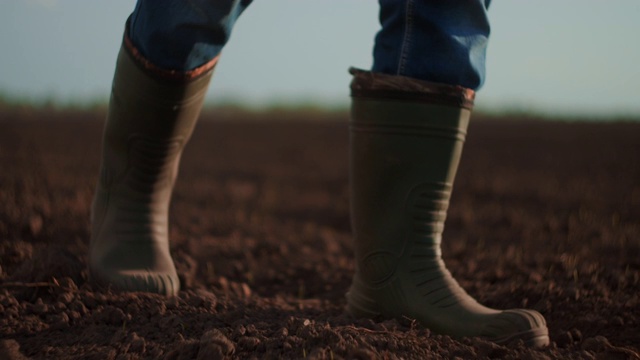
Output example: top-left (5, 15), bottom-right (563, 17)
top-left (1, 109), bottom-right (639, 359)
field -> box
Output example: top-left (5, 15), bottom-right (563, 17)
top-left (1, 108), bottom-right (639, 359)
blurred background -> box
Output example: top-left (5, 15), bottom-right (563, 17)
top-left (1, 0), bottom-right (639, 119)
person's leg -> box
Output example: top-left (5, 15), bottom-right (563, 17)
top-left (128, 0), bottom-right (253, 72)
top-left (347, 0), bottom-right (550, 347)
top-left (372, 0), bottom-right (491, 90)
top-left (90, 0), bottom-right (252, 296)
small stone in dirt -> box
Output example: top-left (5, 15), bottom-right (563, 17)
top-left (233, 324), bottom-right (246, 337)
top-left (29, 214), bottom-right (43, 236)
top-left (69, 300), bottom-right (88, 315)
top-left (194, 288), bottom-right (218, 310)
top-left (57, 291), bottom-right (73, 305)
top-left (27, 301), bottom-right (49, 315)
top-left (217, 277), bottom-right (230, 292)
top-left (276, 327), bottom-right (288, 338)
top-left (128, 332), bottom-right (146, 354)
top-left (53, 301), bottom-right (67, 312)
top-left (175, 252), bottom-right (198, 289)
top-left (2, 294), bottom-right (18, 307)
top-left (93, 305), bottom-right (130, 326)
top-left (57, 277), bottom-right (78, 291)
top-left (68, 310), bottom-right (82, 322)
top-left (556, 331), bottom-right (574, 347)
top-left (582, 336), bottom-right (612, 353)
top-left (197, 329), bottom-right (235, 360)
top-left (150, 300), bottom-right (167, 316)
top-left (0, 339), bottom-right (28, 360)
top-left (238, 283), bottom-right (251, 298)
top-left (570, 328), bottom-right (583, 343)
top-left (245, 324), bottom-right (257, 336)
top-left (282, 342), bottom-right (292, 351)
top-left (581, 350), bottom-right (597, 360)
top-left (47, 312), bottom-right (70, 330)
top-left (237, 336), bottom-right (260, 351)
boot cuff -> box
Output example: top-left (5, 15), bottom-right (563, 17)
top-left (123, 19), bottom-right (217, 82)
top-left (349, 68), bottom-right (475, 110)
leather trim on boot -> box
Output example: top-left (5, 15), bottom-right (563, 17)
top-left (349, 68), bottom-right (475, 110)
top-left (123, 18), bottom-right (218, 82)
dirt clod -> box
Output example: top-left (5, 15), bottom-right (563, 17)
top-left (0, 339), bottom-right (28, 360)
top-left (198, 329), bottom-right (236, 360)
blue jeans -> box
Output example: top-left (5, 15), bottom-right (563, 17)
top-left (129, 0), bottom-right (490, 90)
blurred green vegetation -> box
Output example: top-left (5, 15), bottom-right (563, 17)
top-left (1, 92), bottom-right (638, 123)
top-left (0, 91), bottom-right (108, 113)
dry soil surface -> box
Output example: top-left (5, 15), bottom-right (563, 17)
top-left (0, 109), bottom-right (639, 359)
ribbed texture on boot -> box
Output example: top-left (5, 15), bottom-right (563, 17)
top-left (91, 136), bottom-right (181, 296)
top-left (89, 38), bottom-right (213, 296)
top-left (346, 70), bottom-right (549, 347)
top-left (109, 136), bottom-right (180, 239)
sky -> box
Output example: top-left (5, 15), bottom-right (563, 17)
top-left (1, 1), bottom-right (639, 118)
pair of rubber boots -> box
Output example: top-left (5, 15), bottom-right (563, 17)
top-left (90, 39), bottom-right (549, 347)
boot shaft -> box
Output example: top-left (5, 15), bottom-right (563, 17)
top-left (349, 69), bottom-right (473, 265)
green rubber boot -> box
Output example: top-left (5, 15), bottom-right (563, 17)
top-left (346, 69), bottom-right (549, 347)
top-left (89, 36), bottom-right (215, 296)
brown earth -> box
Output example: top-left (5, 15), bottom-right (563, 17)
top-left (0, 108), bottom-right (639, 359)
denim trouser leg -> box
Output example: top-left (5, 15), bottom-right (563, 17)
top-left (128, 0), bottom-right (253, 71)
top-left (373, 0), bottom-right (491, 90)
top-left (127, 0), bottom-right (490, 89)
